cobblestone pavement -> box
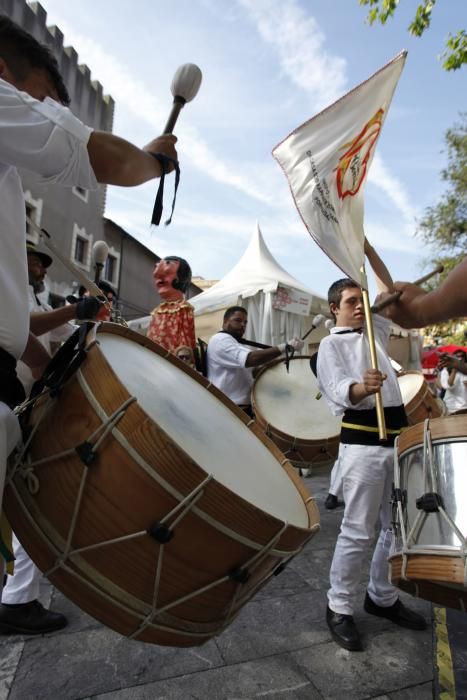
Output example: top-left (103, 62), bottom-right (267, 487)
top-left (0, 472), bottom-right (438, 700)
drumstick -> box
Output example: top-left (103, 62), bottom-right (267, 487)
top-left (301, 313), bottom-right (326, 341)
top-left (163, 63), bottom-right (202, 134)
top-left (26, 218), bottom-right (109, 304)
top-left (286, 314), bottom-right (326, 373)
top-left (370, 265), bottom-right (444, 313)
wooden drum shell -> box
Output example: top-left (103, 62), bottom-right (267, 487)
top-left (5, 325), bottom-right (319, 646)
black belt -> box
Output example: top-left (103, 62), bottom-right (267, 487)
top-left (340, 405), bottom-right (408, 447)
top-left (0, 347), bottom-right (25, 409)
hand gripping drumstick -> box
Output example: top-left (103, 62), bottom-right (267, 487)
top-left (370, 264), bottom-right (444, 313)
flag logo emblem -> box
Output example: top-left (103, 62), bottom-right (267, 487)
top-left (335, 108), bottom-right (384, 199)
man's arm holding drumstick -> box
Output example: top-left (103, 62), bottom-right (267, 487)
top-left (384, 258), bottom-right (467, 328)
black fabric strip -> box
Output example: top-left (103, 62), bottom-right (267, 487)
top-left (0, 347), bottom-right (25, 409)
top-left (149, 153), bottom-right (180, 226)
top-left (219, 330), bottom-right (272, 349)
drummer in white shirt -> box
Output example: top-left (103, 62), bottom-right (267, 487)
top-left (0, 15), bottom-right (177, 622)
top-left (207, 306), bottom-right (303, 415)
top-left (438, 350), bottom-right (467, 413)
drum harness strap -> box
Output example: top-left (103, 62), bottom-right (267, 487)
top-left (391, 419), bottom-right (467, 589)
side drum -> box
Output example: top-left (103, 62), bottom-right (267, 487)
top-left (251, 356), bottom-right (341, 469)
top-left (397, 370), bottom-right (446, 425)
top-left (389, 415), bottom-right (467, 611)
top-left (5, 324), bottom-right (319, 646)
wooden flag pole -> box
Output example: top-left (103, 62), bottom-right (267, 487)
top-left (361, 269), bottom-right (387, 441)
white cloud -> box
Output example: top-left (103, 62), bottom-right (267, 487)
top-left (368, 153), bottom-right (418, 224)
top-left (238, 0), bottom-right (347, 109)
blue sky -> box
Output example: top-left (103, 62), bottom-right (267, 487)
top-left (41, 0), bottom-right (465, 299)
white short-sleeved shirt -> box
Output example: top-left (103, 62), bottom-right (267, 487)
top-left (0, 78), bottom-right (97, 360)
top-left (207, 332), bottom-right (253, 405)
top-left (439, 367), bottom-right (467, 413)
top-left (317, 315), bottom-right (403, 416)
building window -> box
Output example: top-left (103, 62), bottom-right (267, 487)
top-left (104, 255), bottom-right (116, 284)
top-left (70, 223), bottom-right (92, 270)
top-left (72, 185), bottom-right (89, 203)
top-left (74, 236), bottom-right (87, 264)
top-left (24, 191), bottom-right (43, 245)
top-left (102, 245), bottom-right (120, 288)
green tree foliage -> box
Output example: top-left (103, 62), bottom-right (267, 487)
top-left (359, 0), bottom-right (466, 70)
top-left (418, 114), bottom-right (467, 340)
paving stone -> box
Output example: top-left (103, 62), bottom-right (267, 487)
top-left (215, 589), bottom-right (329, 664)
top-left (87, 653), bottom-right (322, 700)
top-left (253, 563), bottom-right (312, 601)
top-left (0, 640), bottom-right (24, 700)
top-left (51, 588), bottom-right (102, 635)
top-left (7, 627), bottom-right (224, 700)
top-left (387, 682), bottom-right (434, 699)
top-left (292, 628), bottom-right (433, 700)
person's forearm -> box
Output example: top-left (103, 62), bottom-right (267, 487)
top-left (365, 240), bottom-right (394, 295)
top-left (407, 258), bottom-right (467, 326)
top-left (20, 332), bottom-right (50, 369)
top-left (87, 132), bottom-right (171, 185)
top-left (245, 347), bottom-right (282, 368)
top-left (30, 307), bottom-right (75, 336)
top-left (448, 370), bottom-right (456, 387)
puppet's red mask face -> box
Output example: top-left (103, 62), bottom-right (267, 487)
top-left (153, 259), bottom-right (182, 301)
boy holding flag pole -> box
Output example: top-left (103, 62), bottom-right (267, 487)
top-left (273, 51), bottom-right (427, 649)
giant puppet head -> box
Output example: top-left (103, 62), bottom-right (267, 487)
top-left (153, 256), bottom-right (192, 301)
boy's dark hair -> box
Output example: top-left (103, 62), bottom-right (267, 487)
top-left (163, 256), bottom-right (192, 293)
top-left (223, 306), bottom-right (247, 321)
top-left (327, 278), bottom-right (360, 317)
top-left (0, 15), bottom-right (70, 105)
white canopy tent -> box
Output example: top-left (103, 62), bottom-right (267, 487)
top-left (190, 224), bottom-right (328, 346)
top-left (128, 224), bottom-right (329, 346)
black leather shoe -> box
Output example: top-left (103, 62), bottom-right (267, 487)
top-left (326, 605), bottom-right (363, 651)
top-left (0, 600), bottom-right (68, 635)
top-left (364, 593), bottom-right (427, 630)
top-left (325, 494), bottom-right (339, 510)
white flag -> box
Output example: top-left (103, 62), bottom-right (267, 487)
top-left (272, 51), bottom-right (407, 287)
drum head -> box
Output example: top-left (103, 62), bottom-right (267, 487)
top-left (97, 331), bottom-right (308, 528)
top-left (252, 357), bottom-right (341, 441)
top-left (397, 371), bottom-right (424, 404)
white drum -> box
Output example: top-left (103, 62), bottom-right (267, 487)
top-left (251, 356), bottom-right (341, 468)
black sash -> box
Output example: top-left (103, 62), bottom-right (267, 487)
top-left (219, 330), bottom-right (272, 349)
top-left (341, 405), bottom-right (408, 447)
top-left (0, 347), bottom-right (25, 409)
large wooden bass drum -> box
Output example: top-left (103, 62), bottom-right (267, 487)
top-left (5, 324), bottom-right (319, 646)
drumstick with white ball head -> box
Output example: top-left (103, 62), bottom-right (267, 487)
top-left (325, 319), bottom-right (334, 331)
top-left (92, 240), bottom-right (109, 284)
top-left (163, 63), bottom-right (203, 134)
top-left (301, 313), bottom-right (326, 341)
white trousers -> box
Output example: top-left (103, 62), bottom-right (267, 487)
top-left (328, 442), bottom-right (398, 616)
top-left (0, 402), bottom-right (22, 603)
top-left (2, 534), bottom-right (40, 604)
top-left (329, 454), bottom-right (343, 498)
